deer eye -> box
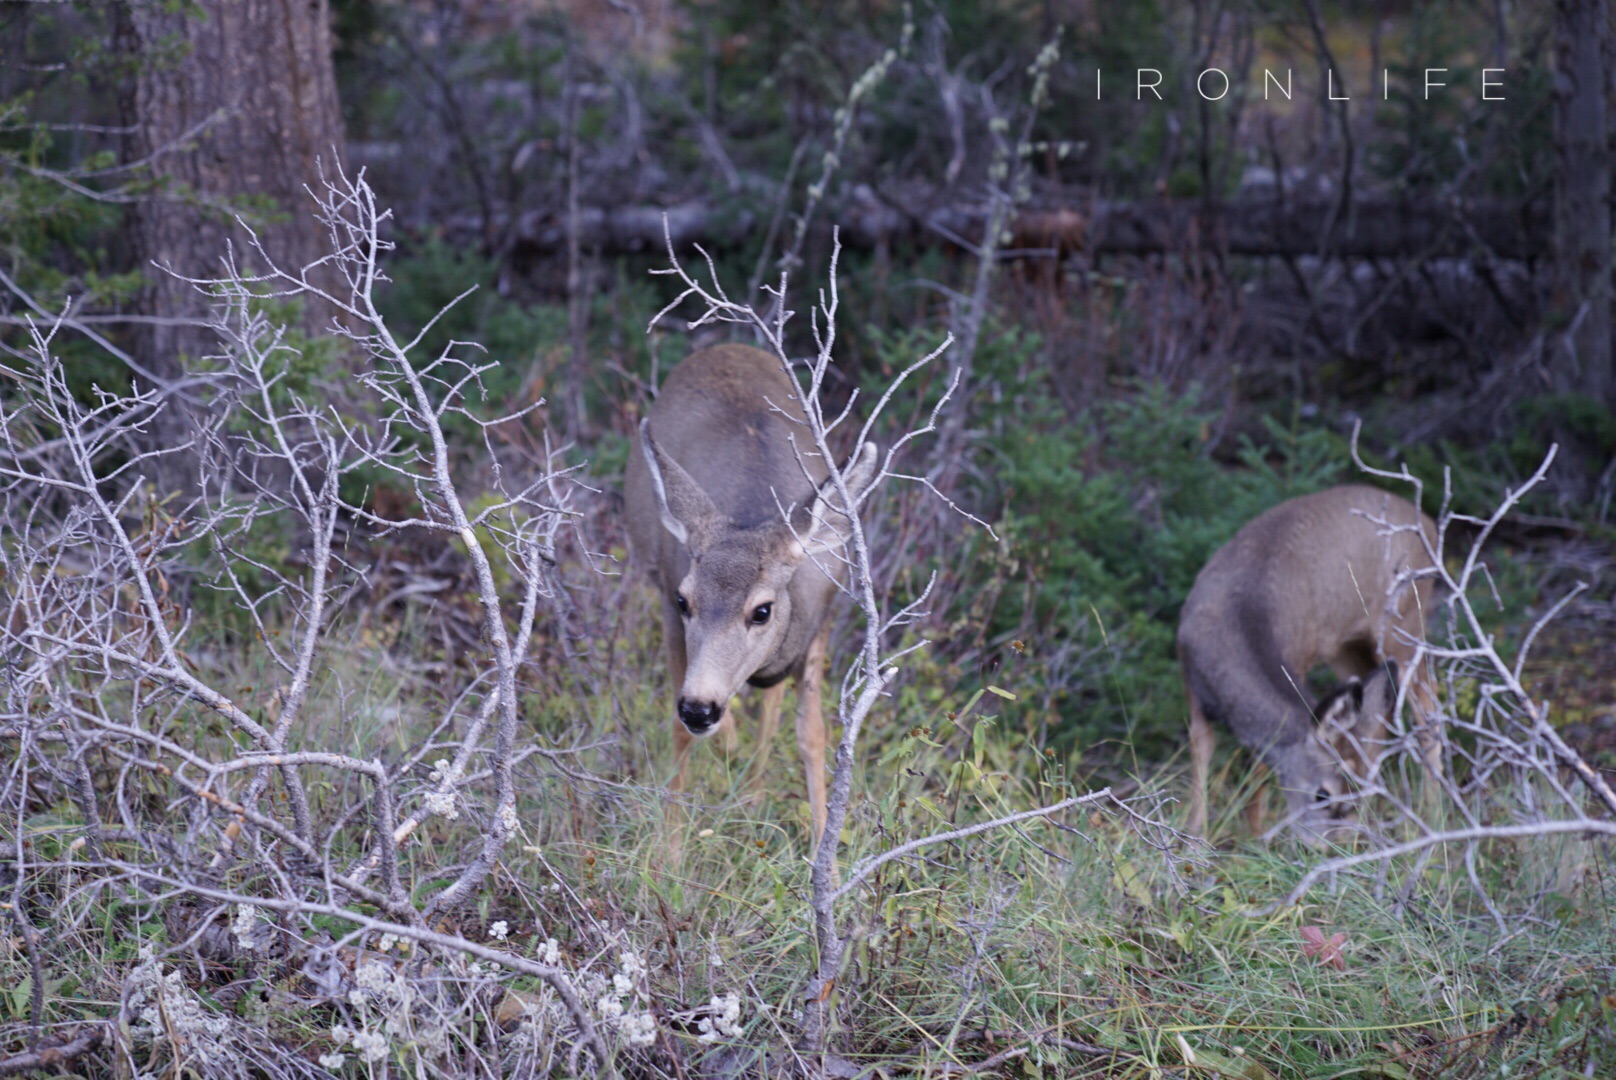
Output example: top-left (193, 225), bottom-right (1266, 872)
top-left (749, 603), bottom-right (773, 626)
top-left (675, 593), bottom-right (690, 617)
top-left (1315, 786), bottom-right (1332, 804)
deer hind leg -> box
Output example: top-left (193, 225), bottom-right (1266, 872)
top-left (1403, 660), bottom-right (1446, 819)
top-left (743, 679), bottom-right (787, 807)
top-left (1187, 687), bottom-right (1214, 839)
top-left (1381, 648), bottom-right (1444, 817)
top-left (796, 623), bottom-right (831, 854)
top-left (1387, 581), bottom-right (1445, 814)
top-left (1243, 761), bottom-right (1270, 836)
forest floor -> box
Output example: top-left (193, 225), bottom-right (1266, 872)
top-left (1509, 537), bottom-right (1616, 789)
top-left (6, 542), bottom-right (1613, 1079)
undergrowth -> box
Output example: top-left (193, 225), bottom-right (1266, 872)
top-left (3, 576), bottom-right (1612, 1078)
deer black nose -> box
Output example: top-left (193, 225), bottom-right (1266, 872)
top-left (677, 698), bottom-right (723, 735)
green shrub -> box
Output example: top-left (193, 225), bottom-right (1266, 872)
top-left (989, 385), bottom-right (1344, 759)
top-left (859, 322), bottom-right (1351, 763)
top-left (375, 237), bottom-right (568, 427)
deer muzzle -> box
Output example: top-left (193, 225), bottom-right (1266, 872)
top-left (677, 697), bottom-right (724, 736)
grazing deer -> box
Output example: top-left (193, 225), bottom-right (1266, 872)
top-left (1178, 485), bottom-right (1441, 845)
top-left (625, 343), bottom-right (877, 851)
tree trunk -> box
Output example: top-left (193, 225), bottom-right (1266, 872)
top-left (118, 0), bottom-right (347, 483)
top-left (1553, 0), bottom-right (1613, 410)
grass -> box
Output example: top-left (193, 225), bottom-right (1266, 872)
top-left (6, 569), bottom-right (1610, 1079)
top-left (585, 665), bottom-right (1616, 1078)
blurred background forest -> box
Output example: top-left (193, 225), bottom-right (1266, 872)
top-left (5, 0), bottom-right (1611, 764)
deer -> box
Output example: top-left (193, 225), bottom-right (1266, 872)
top-left (1177, 485), bottom-right (1442, 846)
top-left (624, 343), bottom-right (878, 852)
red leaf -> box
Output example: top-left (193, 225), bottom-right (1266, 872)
top-left (1300, 925), bottom-right (1348, 970)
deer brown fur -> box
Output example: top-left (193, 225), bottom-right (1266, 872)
top-left (1178, 485), bottom-right (1441, 844)
top-left (624, 343), bottom-right (876, 850)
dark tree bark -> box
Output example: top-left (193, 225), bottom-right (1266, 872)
top-left (118, 0), bottom-right (347, 397)
top-left (1552, 0), bottom-right (1613, 409)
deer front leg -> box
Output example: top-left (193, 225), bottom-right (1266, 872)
top-left (1187, 687), bottom-right (1213, 839)
top-left (671, 715), bottom-right (694, 800)
top-left (662, 597), bottom-right (692, 855)
top-left (796, 623), bottom-right (830, 853)
top-left (744, 679), bottom-right (787, 806)
top-left (715, 705), bottom-right (740, 755)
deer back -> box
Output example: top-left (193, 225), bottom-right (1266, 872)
top-left (1178, 485), bottom-right (1437, 809)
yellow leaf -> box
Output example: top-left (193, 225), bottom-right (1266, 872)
top-left (1113, 857), bottom-right (1154, 911)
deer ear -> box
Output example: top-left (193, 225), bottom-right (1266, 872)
top-left (795, 441), bottom-right (880, 557)
top-left (1362, 664), bottom-right (1399, 717)
top-left (1316, 677), bottom-right (1364, 738)
top-left (639, 418), bottom-right (718, 548)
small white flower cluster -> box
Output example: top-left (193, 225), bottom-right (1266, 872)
top-left (343, 956), bottom-right (449, 1059)
top-left (352, 959), bottom-right (409, 1013)
top-left (422, 789), bottom-right (458, 820)
top-left (422, 757), bottom-right (469, 824)
top-left (697, 992), bottom-right (744, 1044)
top-left (331, 1023), bottom-right (389, 1065)
top-left (595, 950), bottom-right (656, 1049)
top-left (621, 1011), bottom-right (657, 1048)
top-left (230, 903), bottom-right (260, 953)
top-left (505, 934), bottom-right (572, 1047)
top-left (489, 920), bottom-right (508, 941)
top-left (124, 957), bottom-right (239, 1071)
top-left (355, 959), bottom-right (399, 993)
top-left (496, 802), bottom-right (519, 834)
top-left (373, 932), bottom-right (410, 955)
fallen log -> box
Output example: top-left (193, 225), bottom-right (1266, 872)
top-left (470, 188), bottom-right (1547, 262)
top-left (1068, 194), bottom-right (1547, 261)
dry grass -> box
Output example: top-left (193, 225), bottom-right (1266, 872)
top-left (4, 566), bottom-right (1612, 1077)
